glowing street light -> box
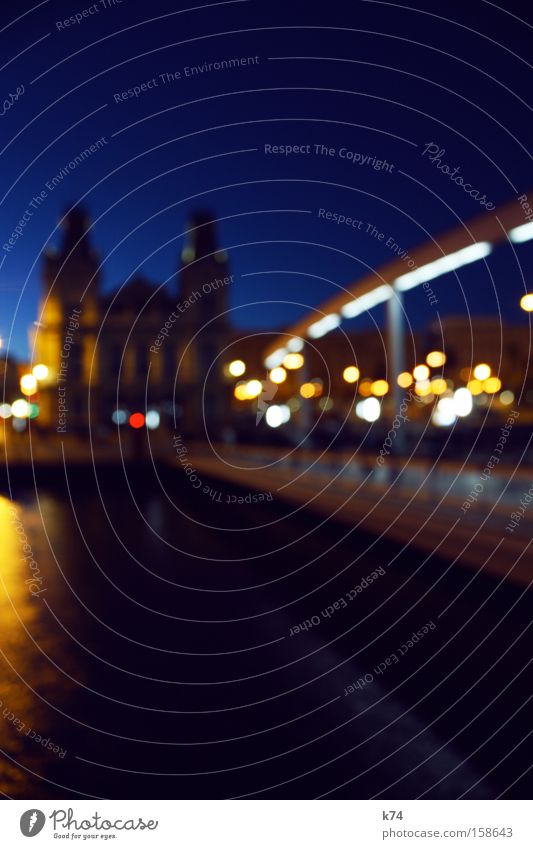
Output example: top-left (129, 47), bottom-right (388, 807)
top-left (520, 293), bottom-right (533, 312)
top-left (244, 379), bottom-right (263, 399)
top-left (426, 351), bottom-right (446, 368)
top-left (509, 222), bottom-right (533, 243)
top-left (282, 352), bottom-right (304, 370)
top-left (228, 359), bottom-right (246, 377)
top-left (394, 242), bottom-right (492, 292)
top-left (20, 374), bottom-right (38, 395)
top-left (342, 365), bottom-right (360, 383)
top-left (11, 399), bottom-right (30, 418)
top-left (269, 367), bottom-right (287, 384)
top-left (413, 364), bottom-right (430, 381)
top-left (397, 372), bottom-right (413, 388)
top-left (32, 364), bottom-right (49, 381)
top-left (371, 379), bottom-right (389, 396)
top-left (473, 363), bottom-right (491, 381)
top-left (307, 314), bottom-right (340, 339)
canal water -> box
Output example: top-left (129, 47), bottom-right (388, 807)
top-left (0, 465), bottom-right (531, 799)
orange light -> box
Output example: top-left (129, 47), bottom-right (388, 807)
top-left (397, 372), bottom-right (413, 388)
top-left (430, 378), bottom-right (447, 395)
top-left (467, 379), bottom-right (483, 396)
top-left (129, 412), bottom-right (145, 429)
top-left (483, 376), bottom-right (502, 394)
top-left (300, 382), bottom-right (316, 399)
top-left (358, 379), bottom-right (373, 397)
top-left (371, 379), bottom-right (389, 396)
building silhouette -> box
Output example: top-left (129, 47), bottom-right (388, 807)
top-left (34, 207), bottom-right (233, 436)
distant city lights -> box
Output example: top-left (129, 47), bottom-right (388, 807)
top-left (269, 367), bottom-right (287, 384)
top-left (32, 364), bottom-right (49, 380)
top-left (426, 351), bottom-right (446, 368)
top-left (343, 365), bottom-right (360, 383)
top-left (228, 359), bottom-right (246, 377)
top-left (265, 404), bottom-right (291, 428)
top-left (20, 374), bottom-right (38, 395)
top-left (520, 293), bottom-right (533, 312)
top-left (473, 363), bottom-right (491, 381)
top-left (356, 397), bottom-right (381, 422)
top-left (283, 352), bottom-right (304, 370)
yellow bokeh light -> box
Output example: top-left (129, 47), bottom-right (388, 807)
top-left (520, 293), bottom-right (533, 312)
top-left (269, 367), bottom-right (287, 384)
top-left (483, 377), bottom-right (502, 394)
top-left (11, 399), bottom-right (30, 418)
top-left (467, 379), bottom-right (483, 396)
top-left (32, 363), bottom-right (49, 381)
top-left (228, 359), bottom-right (246, 377)
top-left (283, 353), bottom-right (304, 370)
top-left (371, 379), bottom-right (389, 396)
top-left (300, 382), bottom-right (316, 399)
top-left (500, 390), bottom-right (514, 405)
top-left (414, 379), bottom-right (431, 396)
top-left (234, 382), bottom-right (249, 401)
top-left (20, 374), bottom-right (37, 395)
top-left (473, 363), bottom-right (491, 381)
top-left (245, 379), bottom-right (263, 399)
top-left (358, 380), bottom-right (373, 397)
top-left (426, 350), bottom-right (446, 368)
top-left (343, 365), bottom-right (360, 383)
top-left (413, 364), bottom-right (430, 381)
top-left (430, 378), bottom-right (447, 395)
top-left (397, 372), bottom-right (413, 388)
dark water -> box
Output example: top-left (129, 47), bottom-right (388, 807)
top-left (0, 465), bottom-right (531, 799)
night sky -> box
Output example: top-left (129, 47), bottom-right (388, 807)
top-left (1, 0), bottom-right (532, 359)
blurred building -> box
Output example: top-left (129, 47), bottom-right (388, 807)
top-left (34, 207), bottom-right (233, 436)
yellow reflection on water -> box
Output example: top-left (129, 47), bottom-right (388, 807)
top-left (0, 495), bottom-right (71, 796)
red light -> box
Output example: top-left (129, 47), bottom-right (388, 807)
top-left (129, 412), bottom-right (145, 429)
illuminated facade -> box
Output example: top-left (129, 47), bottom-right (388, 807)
top-left (34, 208), bottom-right (232, 435)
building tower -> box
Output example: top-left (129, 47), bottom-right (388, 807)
top-left (35, 207), bottom-right (101, 429)
top-left (177, 211), bottom-right (232, 436)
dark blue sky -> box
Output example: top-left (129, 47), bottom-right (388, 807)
top-left (1, 0), bottom-right (532, 359)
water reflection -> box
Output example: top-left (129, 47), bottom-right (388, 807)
top-left (0, 496), bottom-right (76, 797)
